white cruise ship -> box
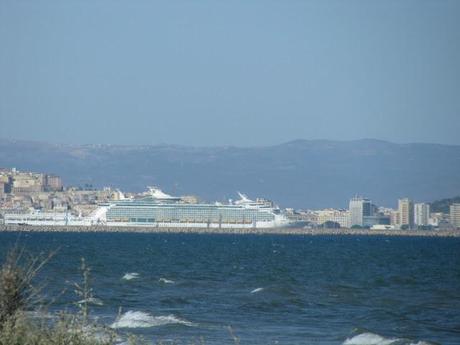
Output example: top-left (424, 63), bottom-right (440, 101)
top-left (102, 187), bottom-right (292, 228)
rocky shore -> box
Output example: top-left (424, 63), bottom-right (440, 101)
top-left (1, 224), bottom-right (459, 237)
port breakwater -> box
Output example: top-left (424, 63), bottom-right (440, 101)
top-left (1, 224), bottom-right (459, 237)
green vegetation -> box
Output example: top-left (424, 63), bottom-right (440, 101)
top-left (0, 313), bottom-right (116, 345)
top-left (320, 221), bottom-right (341, 229)
top-left (430, 196), bottom-right (460, 213)
top-left (0, 248), bottom-right (118, 345)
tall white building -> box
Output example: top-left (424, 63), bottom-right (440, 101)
top-left (349, 197), bottom-right (372, 227)
top-left (450, 203), bottom-right (460, 228)
top-left (414, 203), bottom-right (430, 226)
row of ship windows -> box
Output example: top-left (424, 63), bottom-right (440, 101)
top-left (107, 216), bottom-right (271, 222)
top-left (108, 207), bottom-right (264, 214)
top-left (5, 217), bottom-right (66, 221)
top-left (107, 208), bottom-right (274, 221)
top-left (107, 216), bottom-right (273, 221)
top-left (113, 218), bottom-right (257, 224)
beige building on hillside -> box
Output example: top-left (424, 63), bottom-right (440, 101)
top-left (11, 173), bottom-right (44, 193)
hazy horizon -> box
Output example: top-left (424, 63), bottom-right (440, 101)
top-left (2, 136), bottom-right (460, 148)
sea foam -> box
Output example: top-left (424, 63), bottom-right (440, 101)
top-left (343, 333), bottom-right (397, 345)
top-left (110, 311), bottom-right (195, 329)
top-left (343, 332), bottom-right (436, 345)
top-left (159, 277), bottom-right (175, 284)
top-left (122, 273), bottom-right (140, 281)
top-left (250, 287), bottom-right (264, 294)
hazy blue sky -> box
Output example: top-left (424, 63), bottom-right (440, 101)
top-left (1, 0), bottom-right (459, 146)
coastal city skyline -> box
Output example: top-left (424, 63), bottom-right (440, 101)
top-left (1, 166), bottom-right (459, 231)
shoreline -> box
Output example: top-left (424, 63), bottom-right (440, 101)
top-left (0, 224), bottom-right (459, 237)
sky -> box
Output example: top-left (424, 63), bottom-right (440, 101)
top-left (0, 0), bottom-right (459, 146)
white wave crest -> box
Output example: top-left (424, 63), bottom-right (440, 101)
top-left (122, 273), bottom-right (140, 281)
top-left (343, 332), bottom-right (397, 345)
top-left (250, 287), bottom-right (264, 294)
top-left (159, 277), bottom-right (175, 284)
top-left (110, 311), bottom-right (195, 329)
top-left (343, 333), bottom-right (435, 345)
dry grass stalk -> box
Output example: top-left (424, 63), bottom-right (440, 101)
top-left (0, 246), bottom-right (55, 327)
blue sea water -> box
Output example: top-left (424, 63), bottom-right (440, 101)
top-left (0, 232), bottom-right (459, 345)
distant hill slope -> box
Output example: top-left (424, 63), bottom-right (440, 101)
top-left (1, 138), bottom-right (459, 209)
top-left (430, 196), bottom-right (460, 213)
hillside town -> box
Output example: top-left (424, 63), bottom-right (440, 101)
top-left (0, 167), bottom-right (459, 230)
top-left (0, 167), bottom-right (125, 219)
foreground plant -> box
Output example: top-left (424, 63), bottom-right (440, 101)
top-left (0, 246), bottom-right (55, 328)
top-left (0, 247), bottom-right (117, 345)
top-left (0, 311), bottom-right (119, 345)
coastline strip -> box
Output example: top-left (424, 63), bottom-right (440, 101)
top-left (0, 225), bottom-right (459, 237)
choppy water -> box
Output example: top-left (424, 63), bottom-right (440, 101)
top-left (0, 232), bottom-right (459, 345)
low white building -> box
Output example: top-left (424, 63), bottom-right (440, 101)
top-left (4, 207), bottom-right (109, 226)
top-left (371, 224), bottom-right (396, 230)
top-left (315, 209), bottom-right (351, 228)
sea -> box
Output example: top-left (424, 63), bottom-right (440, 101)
top-left (0, 232), bottom-right (459, 345)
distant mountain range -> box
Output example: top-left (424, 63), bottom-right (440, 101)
top-left (1, 138), bottom-right (459, 209)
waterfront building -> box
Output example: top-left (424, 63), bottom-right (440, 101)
top-left (349, 196), bottom-right (372, 227)
top-left (429, 212), bottom-right (445, 227)
top-left (3, 210), bottom-right (100, 226)
top-left (450, 203), bottom-right (460, 228)
top-left (363, 215), bottom-right (391, 227)
top-left (414, 203), bottom-right (430, 226)
top-left (390, 210), bottom-right (400, 226)
top-left (371, 224), bottom-right (396, 230)
top-left (398, 198), bottom-right (414, 228)
top-left (315, 209), bottom-right (350, 228)
top-left (297, 210), bottom-right (318, 225)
